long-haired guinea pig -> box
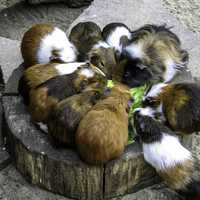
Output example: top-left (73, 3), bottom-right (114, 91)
top-left (76, 83), bottom-right (132, 165)
top-left (102, 22), bottom-right (132, 56)
top-left (18, 62), bottom-right (86, 105)
top-left (141, 82), bottom-right (200, 135)
top-left (122, 24), bottom-right (189, 87)
top-left (69, 21), bottom-right (102, 61)
top-left (134, 109), bottom-right (200, 200)
top-left (47, 84), bottom-right (106, 148)
top-left (21, 24), bottom-right (77, 68)
top-left (28, 65), bottom-right (106, 123)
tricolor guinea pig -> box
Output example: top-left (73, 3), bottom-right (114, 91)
top-left (21, 24), bottom-right (77, 68)
top-left (47, 83), bottom-right (106, 148)
top-left (134, 109), bottom-right (200, 200)
top-left (141, 82), bottom-right (200, 135)
top-left (18, 62), bottom-right (86, 105)
top-left (69, 21), bottom-right (102, 61)
top-left (102, 22), bottom-right (132, 56)
top-left (76, 83), bottom-right (132, 165)
top-left (122, 24), bottom-right (189, 87)
top-left (28, 65), bottom-right (106, 123)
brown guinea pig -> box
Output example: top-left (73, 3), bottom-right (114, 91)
top-left (47, 85), bottom-right (106, 148)
top-left (18, 62), bottom-right (86, 105)
top-left (69, 21), bottom-right (102, 61)
top-left (29, 65), bottom-right (106, 123)
top-left (142, 82), bottom-right (200, 135)
top-left (76, 83), bottom-right (132, 165)
top-left (21, 24), bottom-right (77, 68)
top-left (88, 41), bottom-right (118, 79)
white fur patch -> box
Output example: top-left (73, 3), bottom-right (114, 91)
top-left (93, 41), bottom-right (110, 49)
top-left (80, 68), bottom-right (94, 78)
top-left (164, 60), bottom-right (177, 83)
top-left (143, 134), bottom-right (192, 170)
top-left (124, 43), bottom-right (143, 59)
top-left (55, 62), bottom-right (86, 75)
top-left (37, 27), bottom-right (77, 64)
top-left (106, 26), bottom-right (131, 53)
top-left (145, 83), bottom-right (167, 98)
top-left (36, 122), bottom-right (48, 133)
top-left (135, 107), bottom-right (155, 117)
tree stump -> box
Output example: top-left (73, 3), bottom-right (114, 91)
top-left (2, 65), bottom-right (194, 199)
top-left (2, 65), bottom-right (160, 199)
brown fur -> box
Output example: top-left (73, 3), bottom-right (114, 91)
top-left (24, 63), bottom-right (59, 89)
top-left (76, 83), bottom-right (131, 164)
top-left (158, 84), bottom-right (189, 129)
top-left (158, 159), bottom-right (194, 190)
top-left (21, 24), bottom-right (54, 68)
top-left (28, 66), bottom-right (107, 123)
top-left (146, 83), bottom-right (200, 134)
top-left (69, 22), bottom-right (102, 60)
top-left (88, 46), bottom-right (117, 79)
top-left (47, 87), bottom-right (105, 147)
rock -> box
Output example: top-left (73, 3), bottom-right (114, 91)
top-left (0, 2), bottom-right (85, 40)
top-left (2, 95), bottom-right (158, 200)
top-left (112, 184), bottom-right (181, 200)
top-left (0, 37), bottom-right (22, 83)
top-left (27, 0), bottom-right (93, 8)
top-left (163, 0), bottom-right (200, 39)
top-left (0, 165), bottom-right (69, 200)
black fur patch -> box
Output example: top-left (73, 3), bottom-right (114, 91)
top-left (177, 180), bottom-right (200, 200)
top-left (18, 75), bottom-right (30, 105)
top-left (133, 111), bottom-right (175, 143)
top-left (131, 24), bottom-right (180, 45)
top-left (121, 59), bottom-right (152, 87)
top-left (36, 74), bottom-right (78, 101)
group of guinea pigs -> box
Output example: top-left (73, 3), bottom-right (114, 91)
top-left (18, 21), bottom-right (200, 199)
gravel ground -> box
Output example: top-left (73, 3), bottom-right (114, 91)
top-left (162, 0), bottom-right (200, 38)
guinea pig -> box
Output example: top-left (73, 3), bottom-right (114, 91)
top-left (18, 62), bottom-right (86, 105)
top-left (134, 109), bottom-right (200, 200)
top-left (102, 22), bottom-right (132, 56)
top-left (21, 24), bottom-right (77, 68)
top-left (76, 83), bottom-right (132, 165)
top-left (28, 65), bottom-right (106, 123)
top-left (47, 84), bottom-right (106, 148)
top-left (122, 24), bottom-right (189, 87)
top-left (88, 41), bottom-right (118, 79)
top-left (69, 21), bottom-right (102, 61)
top-left (141, 82), bottom-right (200, 135)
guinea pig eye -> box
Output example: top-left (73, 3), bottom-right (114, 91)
top-left (100, 61), bottom-right (105, 67)
top-left (90, 55), bottom-right (99, 65)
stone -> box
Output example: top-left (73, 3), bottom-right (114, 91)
top-left (0, 37), bottom-right (22, 83)
top-left (0, 165), bottom-right (69, 200)
top-left (27, 0), bottom-right (93, 8)
top-left (0, 1), bottom-right (85, 40)
top-left (111, 184), bottom-right (181, 200)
